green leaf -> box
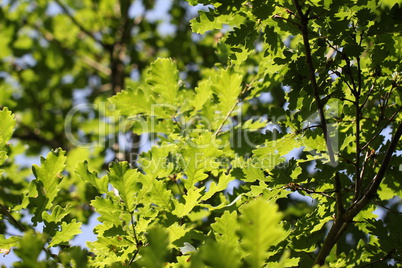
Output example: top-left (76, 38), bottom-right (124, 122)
top-left (139, 142), bottom-right (176, 177)
top-left (181, 132), bottom-right (223, 189)
top-left (0, 235), bottom-right (19, 252)
top-left (90, 196), bottom-right (122, 226)
top-left (75, 161), bottom-right (109, 193)
top-left (239, 198), bottom-right (286, 268)
top-left (167, 223), bottom-right (190, 246)
top-left (108, 161), bottom-right (142, 213)
top-left (49, 219), bottom-right (82, 247)
top-left (0, 107), bottom-right (16, 146)
top-left (42, 205), bottom-right (72, 224)
top-left (190, 10), bottom-right (244, 34)
top-left (198, 239), bottom-right (242, 268)
top-left (139, 227), bottom-right (169, 268)
top-left (0, 107), bottom-right (16, 166)
top-left (173, 188), bottom-right (202, 218)
top-left (253, 134), bottom-right (303, 171)
top-left (146, 58), bottom-right (179, 105)
top-left (14, 230), bottom-right (46, 266)
top-left (242, 165), bottom-right (267, 183)
top-left (150, 179), bottom-right (173, 210)
top-left (211, 210), bottom-right (239, 246)
top-left (191, 79), bottom-right (213, 113)
top-left (109, 87), bottom-right (154, 116)
top-left (201, 173), bottom-right (233, 201)
top-left (211, 68), bottom-right (243, 115)
top-left (29, 149), bottom-right (67, 220)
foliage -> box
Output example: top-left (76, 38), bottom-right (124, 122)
top-left (1, 0), bottom-right (402, 267)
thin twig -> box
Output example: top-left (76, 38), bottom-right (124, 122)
top-left (353, 31), bottom-right (364, 201)
top-left (294, 124), bottom-right (321, 134)
top-left (81, 56), bottom-right (111, 76)
top-left (0, 204), bottom-right (26, 232)
top-left (285, 183), bottom-right (336, 200)
top-left (360, 250), bottom-right (396, 268)
top-left (33, 22), bottom-right (111, 76)
top-left (343, 56), bottom-right (358, 96)
top-left (272, 14), bottom-right (301, 28)
top-left (54, 0), bottom-right (107, 48)
top-left (349, 121), bottom-right (402, 215)
top-left (359, 150), bottom-right (371, 183)
top-left (354, 86), bottom-right (361, 201)
top-left (214, 78), bottom-right (255, 136)
top-left (0, 204), bottom-right (63, 263)
top-left (360, 76), bottom-right (377, 111)
top-left (371, 200), bottom-right (402, 215)
top-left (129, 213), bottom-right (141, 265)
top-left (361, 106), bottom-right (402, 150)
top-left (340, 97), bottom-right (356, 104)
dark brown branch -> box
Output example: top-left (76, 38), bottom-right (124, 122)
top-left (357, 122), bottom-right (402, 204)
top-left (106, 1), bottom-right (140, 163)
top-left (33, 24), bottom-right (111, 76)
top-left (334, 172), bottom-right (344, 216)
top-left (272, 14), bottom-right (301, 28)
top-left (314, 121), bottom-right (402, 265)
top-left (354, 85), bottom-right (361, 201)
top-left (354, 35), bottom-right (364, 201)
top-left (294, 124), bottom-right (321, 135)
top-left (285, 183), bottom-right (336, 200)
top-left (313, 218), bottom-right (351, 266)
top-left (359, 150), bottom-right (371, 184)
top-left (292, 0), bottom-right (336, 166)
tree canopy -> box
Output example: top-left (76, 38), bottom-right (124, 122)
top-left (1, 0), bottom-right (402, 267)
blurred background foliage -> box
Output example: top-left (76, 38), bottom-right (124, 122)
top-left (0, 0), bottom-right (306, 258)
top-left (0, 0), bottom-right (224, 241)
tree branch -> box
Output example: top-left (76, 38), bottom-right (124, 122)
top-left (354, 121), bottom-right (402, 208)
top-left (335, 172), bottom-right (344, 216)
top-left (360, 76), bottom-right (377, 111)
top-left (314, 121), bottom-right (402, 265)
top-left (292, 0), bottom-right (336, 166)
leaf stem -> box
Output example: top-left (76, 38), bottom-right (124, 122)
top-left (214, 78), bottom-right (255, 136)
top-left (129, 212), bottom-right (141, 265)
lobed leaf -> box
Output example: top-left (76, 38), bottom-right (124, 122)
top-left (48, 220), bottom-right (82, 247)
top-left (239, 198), bottom-right (286, 268)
